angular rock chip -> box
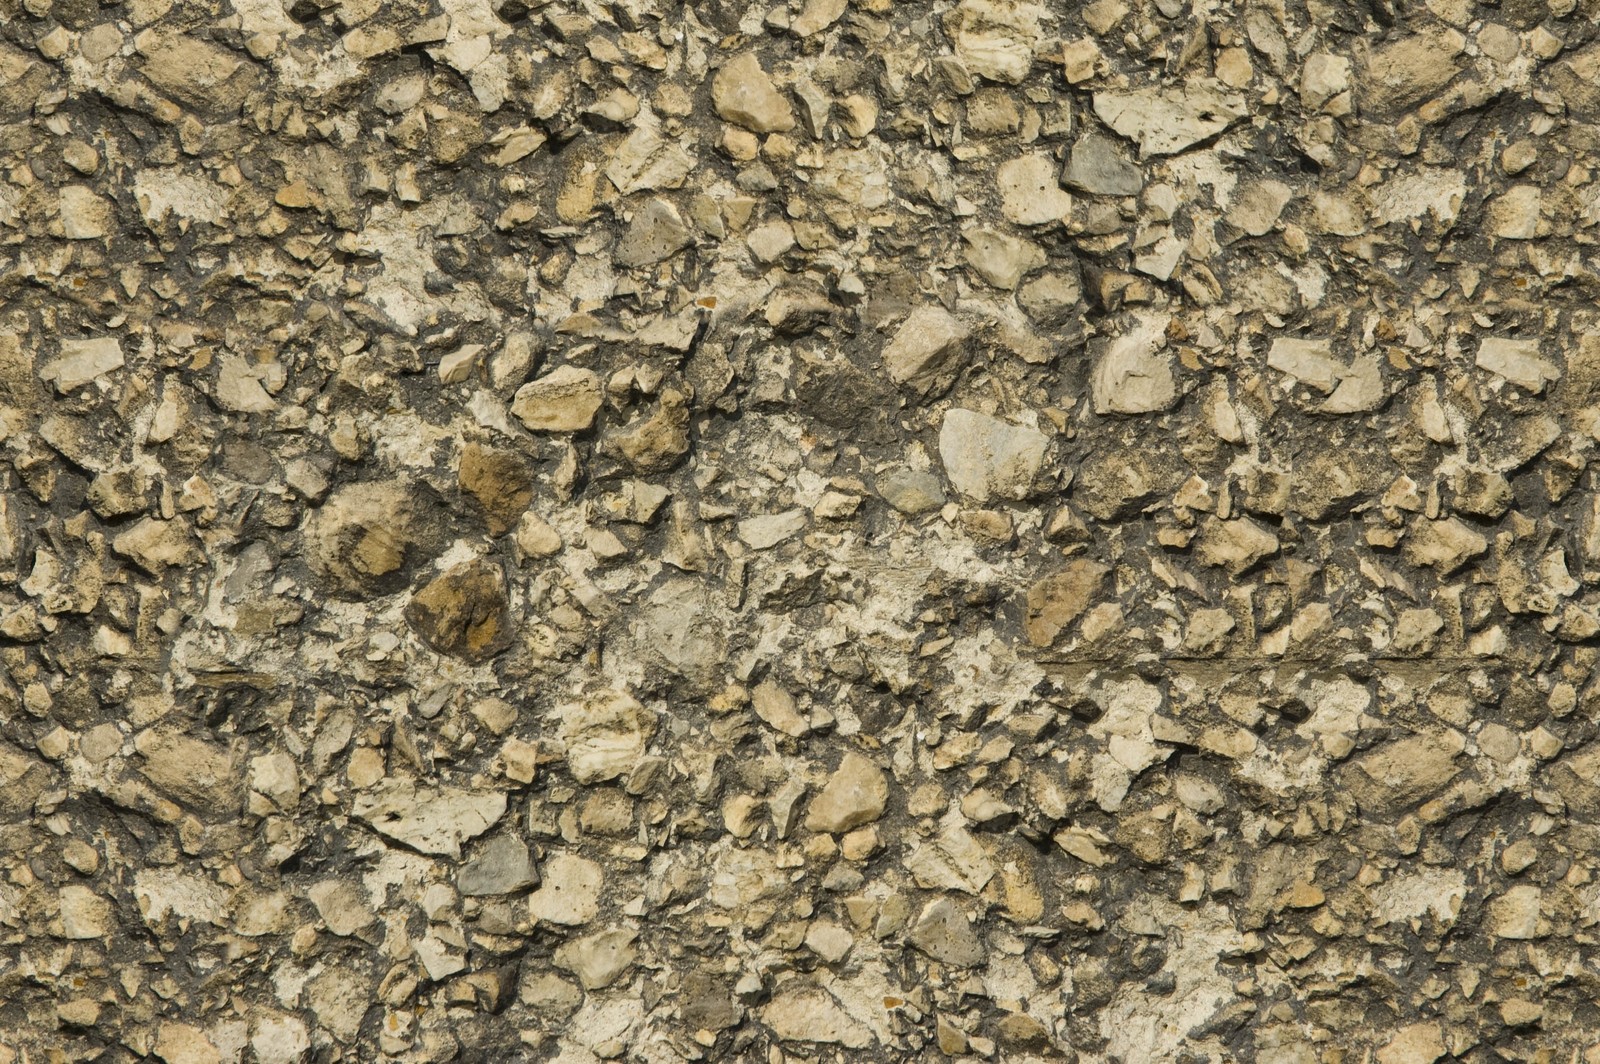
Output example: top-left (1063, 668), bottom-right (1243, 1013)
top-left (404, 561), bottom-right (513, 663)
top-left (303, 481), bottom-right (428, 598)
top-left (805, 752), bottom-right (888, 834)
top-left (938, 409), bottom-right (1048, 502)
top-left (459, 834), bottom-right (538, 896)
top-left (1063, 134), bottom-right (1143, 196)
top-left (352, 779), bottom-right (507, 858)
top-left (1194, 517), bottom-right (1280, 576)
top-left (1404, 517), bottom-right (1488, 575)
top-left (759, 985), bottom-right (872, 1048)
top-left (1092, 79), bottom-right (1246, 158)
top-left (875, 468), bottom-right (946, 515)
top-left (459, 443), bottom-right (533, 536)
top-left (963, 229), bottom-right (1045, 290)
top-left (883, 306), bottom-right (971, 390)
top-left (945, 0), bottom-right (1045, 85)
top-left (135, 729), bottom-right (243, 810)
top-left (528, 852), bottom-right (604, 924)
top-left (559, 689), bottom-right (657, 784)
top-left (1476, 338), bottom-right (1559, 393)
top-left (712, 53), bottom-right (794, 133)
top-left (1358, 28), bottom-right (1466, 117)
top-left (908, 897), bottom-right (986, 966)
top-left (512, 365), bottom-right (603, 432)
top-left (1344, 730), bottom-right (1465, 816)
top-left (554, 927), bottom-right (638, 990)
top-left (1091, 313), bottom-right (1176, 414)
top-left (997, 154), bottom-right (1073, 225)
top-left (614, 198), bottom-right (692, 267)
top-left (43, 337), bottom-right (123, 394)
top-left (1025, 560), bottom-right (1111, 647)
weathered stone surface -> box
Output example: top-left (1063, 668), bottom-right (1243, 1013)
top-left (759, 985), bottom-right (872, 1048)
top-left (883, 306), bottom-right (971, 390)
top-left (1024, 560), bottom-right (1111, 647)
top-left (511, 365), bottom-right (604, 432)
top-left (559, 690), bottom-right (656, 784)
top-left (458, 834), bottom-right (538, 896)
top-left (458, 443), bottom-right (533, 536)
top-left (528, 852), bottom-right (604, 925)
top-left (712, 53), bottom-right (795, 133)
top-left (938, 409), bottom-right (1048, 502)
top-left (1092, 79), bottom-right (1246, 158)
top-left (404, 561), bottom-right (513, 662)
top-left (1063, 134), bottom-right (1144, 196)
top-left (10, 2), bottom-right (1600, 1059)
top-left (804, 752), bottom-right (888, 834)
top-left (908, 897), bottom-right (986, 966)
top-left (352, 780), bottom-right (506, 858)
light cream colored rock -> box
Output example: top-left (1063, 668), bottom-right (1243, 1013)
top-left (1228, 181), bottom-right (1293, 236)
top-left (712, 53), bottom-right (794, 133)
top-left (250, 1014), bottom-right (311, 1064)
top-left (529, 853), bottom-right (604, 926)
top-left (1404, 517), bottom-right (1488, 575)
top-left (938, 409), bottom-right (1048, 502)
top-left (1024, 560), bottom-right (1111, 647)
top-left (43, 337), bottom-right (123, 393)
top-left (1345, 730), bottom-right (1465, 815)
top-left (963, 229), bottom-right (1045, 289)
top-left (559, 689), bottom-right (656, 784)
top-left (512, 365), bottom-right (603, 432)
top-left (1476, 337), bottom-right (1558, 392)
top-left (56, 885), bottom-right (113, 939)
top-left (758, 984), bottom-right (871, 1048)
top-left (351, 780), bottom-right (506, 858)
top-left (308, 880), bottom-right (375, 937)
top-left (1092, 79), bottom-right (1246, 158)
top-left (614, 198), bottom-right (691, 267)
top-left (997, 154), bottom-right (1073, 225)
top-left (554, 927), bottom-right (638, 989)
top-left (1194, 517), bottom-right (1279, 576)
top-left (1358, 27), bottom-right (1466, 116)
top-left (883, 306), bottom-right (971, 388)
top-left (753, 680), bottom-right (809, 737)
top-left (134, 729), bottom-right (242, 809)
top-left (908, 897), bottom-right (985, 966)
top-left (1091, 313), bottom-right (1176, 414)
top-left (1299, 52), bottom-right (1351, 110)
top-left (1375, 1022), bottom-right (1446, 1064)
top-left (804, 752), bottom-right (888, 834)
top-left (1488, 884), bottom-right (1542, 939)
top-left (945, 0), bottom-right (1045, 85)
top-left (153, 1022), bottom-right (221, 1064)
top-left (58, 185), bottom-right (113, 239)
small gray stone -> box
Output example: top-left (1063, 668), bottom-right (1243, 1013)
top-left (458, 834), bottom-right (538, 896)
top-left (1063, 134), bottom-right (1144, 196)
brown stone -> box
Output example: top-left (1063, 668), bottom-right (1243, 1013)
top-left (459, 443), bottom-right (533, 536)
top-left (405, 561), bottom-right (513, 663)
top-left (1024, 560), bottom-right (1111, 647)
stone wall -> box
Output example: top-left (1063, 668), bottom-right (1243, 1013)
top-left (2, 0), bottom-right (1600, 1060)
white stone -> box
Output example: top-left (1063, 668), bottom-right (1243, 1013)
top-left (43, 337), bottom-right (124, 394)
top-left (559, 689), bottom-right (656, 784)
top-left (351, 780), bottom-right (506, 858)
top-left (1091, 313), bottom-right (1176, 414)
top-left (883, 306), bottom-right (971, 388)
top-left (938, 409), bottom-right (1049, 502)
top-left (1092, 79), bottom-right (1246, 158)
top-left (529, 853), bottom-right (604, 926)
top-left (997, 154), bottom-right (1073, 226)
top-left (1476, 337), bottom-right (1558, 392)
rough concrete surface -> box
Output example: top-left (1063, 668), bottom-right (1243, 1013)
top-left (1, 0), bottom-right (1599, 1061)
